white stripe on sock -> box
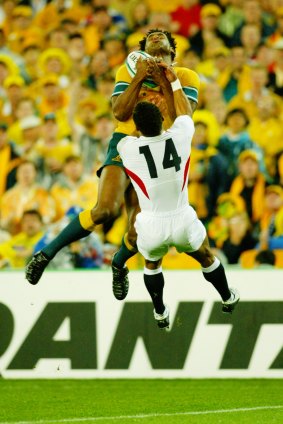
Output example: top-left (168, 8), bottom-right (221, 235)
top-left (202, 257), bottom-right (220, 273)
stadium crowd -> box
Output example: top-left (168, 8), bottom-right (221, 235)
top-left (0, 0), bottom-right (283, 270)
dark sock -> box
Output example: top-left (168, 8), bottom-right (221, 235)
top-left (202, 262), bottom-right (231, 301)
top-left (144, 271), bottom-right (165, 314)
top-left (112, 237), bottom-right (137, 269)
top-left (42, 216), bottom-right (91, 259)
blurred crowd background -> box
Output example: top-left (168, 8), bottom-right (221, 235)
top-left (0, 0), bottom-right (283, 271)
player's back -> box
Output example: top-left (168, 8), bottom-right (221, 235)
top-left (118, 115), bottom-right (194, 215)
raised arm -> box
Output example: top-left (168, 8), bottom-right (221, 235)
top-left (112, 59), bottom-right (149, 122)
top-left (161, 64), bottom-right (193, 118)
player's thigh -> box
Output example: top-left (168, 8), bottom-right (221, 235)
top-left (187, 235), bottom-right (215, 267)
top-left (96, 165), bottom-right (129, 210)
top-left (124, 184), bottom-right (140, 239)
top-left (174, 207), bottom-right (207, 253)
top-left (135, 213), bottom-right (169, 261)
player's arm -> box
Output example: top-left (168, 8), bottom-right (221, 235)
top-left (160, 64), bottom-right (193, 118)
top-left (112, 59), bottom-right (149, 122)
top-left (146, 59), bottom-right (176, 122)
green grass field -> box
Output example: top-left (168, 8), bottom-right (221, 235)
top-left (0, 379), bottom-right (282, 424)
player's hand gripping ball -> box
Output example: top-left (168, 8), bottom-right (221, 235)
top-left (125, 50), bottom-right (157, 89)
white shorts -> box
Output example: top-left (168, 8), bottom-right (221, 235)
top-left (134, 205), bottom-right (207, 261)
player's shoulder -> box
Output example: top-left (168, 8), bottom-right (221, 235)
top-left (170, 115), bottom-right (194, 132)
top-left (174, 66), bottom-right (200, 87)
top-left (115, 64), bottom-right (131, 82)
top-left (118, 135), bottom-right (137, 151)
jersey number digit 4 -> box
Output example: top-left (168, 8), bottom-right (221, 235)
top-left (139, 138), bottom-right (181, 179)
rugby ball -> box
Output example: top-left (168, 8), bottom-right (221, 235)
top-left (125, 50), bottom-right (157, 88)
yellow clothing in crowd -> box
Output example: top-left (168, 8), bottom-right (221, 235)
top-left (34, 138), bottom-right (78, 168)
top-left (0, 184), bottom-right (56, 233)
top-left (0, 144), bottom-right (21, 197)
top-left (188, 145), bottom-right (219, 219)
top-left (230, 173), bottom-right (266, 223)
top-left (50, 176), bottom-right (99, 219)
top-left (248, 118), bottom-right (283, 157)
top-left (0, 230), bottom-right (44, 268)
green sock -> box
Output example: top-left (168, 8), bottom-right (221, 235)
top-left (112, 237), bottom-right (137, 269)
top-left (42, 216), bottom-right (91, 259)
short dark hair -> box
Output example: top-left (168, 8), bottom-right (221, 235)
top-left (22, 209), bottom-right (42, 222)
top-left (225, 108), bottom-right (249, 126)
top-left (133, 102), bottom-right (163, 136)
top-left (139, 29), bottom-right (177, 61)
top-left (255, 249), bottom-right (276, 266)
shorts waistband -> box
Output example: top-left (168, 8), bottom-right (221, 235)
top-left (141, 204), bottom-right (190, 218)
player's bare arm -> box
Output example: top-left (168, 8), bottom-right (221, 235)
top-left (160, 63), bottom-right (193, 117)
top-left (189, 99), bottom-right (198, 113)
top-left (146, 58), bottom-right (176, 122)
top-left (112, 58), bottom-right (150, 122)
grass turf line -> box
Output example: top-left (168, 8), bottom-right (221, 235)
top-left (0, 379), bottom-right (282, 424)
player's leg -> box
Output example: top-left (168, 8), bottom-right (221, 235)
top-left (136, 213), bottom-right (170, 329)
top-left (187, 236), bottom-right (240, 313)
top-left (26, 165), bottom-right (129, 285)
top-left (144, 258), bottom-right (169, 330)
top-left (112, 184), bottom-right (139, 268)
top-left (111, 184), bottom-right (140, 300)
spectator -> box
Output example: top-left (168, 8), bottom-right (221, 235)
top-left (7, 96), bottom-right (38, 145)
top-left (0, 209), bottom-right (44, 269)
top-left (254, 249), bottom-right (276, 266)
top-left (228, 63), bottom-right (281, 120)
top-left (208, 192), bottom-right (246, 249)
top-left (18, 114), bottom-right (42, 163)
top-left (0, 159), bottom-right (56, 234)
top-left (218, 108), bottom-right (263, 185)
top-left (38, 48), bottom-right (72, 89)
top-left (20, 38), bottom-right (42, 84)
top-left (170, 0), bottom-right (201, 38)
top-left (268, 38), bottom-right (283, 97)
top-left (85, 49), bottom-right (111, 91)
top-left (189, 3), bottom-right (231, 59)
top-left (0, 121), bottom-right (21, 197)
top-left (218, 45), bottom-right (251, 102)
top-left (100, 33), bottom-right (127, 72)
top-left (2, 74), bottom-right (26, 122)
top-left (45, 25), bottom-right (69, 51)
top-left (50, 155), bottom-right (99, 219)
top-left (259, 185), bottom-right (283, 250)
top-left (230, 149), bottom-right (266, 228)
top-left (188, 120), bottom-right (228, 221)
top-left (218, 0), bottom-right (244, 38)
top-left (67, 32), bottom-right (90, 81)
top-left (239, 23), bottom-right (262, 61)
top-left (34, 112), bottom-right (78, 188)
top-left (35, 74), bottom-right (69, 118)
top-left (127, 0), bottom-right (150, 32)
top-left (78, 112), bottom-right (114, 174)
top-left (221, 211), bottom-right (257, 264)
top-left (248, 94), bottom-right (283, 179)
top-left (231, 0), bottom-right (275, 46)
top-left (266, 7), bottom-right (283, 48)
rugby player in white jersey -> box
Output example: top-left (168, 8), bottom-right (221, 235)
top-left (117, 63), bottom-right (240, 330)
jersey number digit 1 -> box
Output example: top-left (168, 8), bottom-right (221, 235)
top-left (139, 138), bottom-right (181, 179)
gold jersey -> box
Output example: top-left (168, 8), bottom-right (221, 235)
top-left (112, 64), bottom-right (200, 135)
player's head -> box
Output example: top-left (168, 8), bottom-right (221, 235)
top-left (133, 101), bottom-right (163, 137)
top-left (139, 29), bottom-right (177, 61)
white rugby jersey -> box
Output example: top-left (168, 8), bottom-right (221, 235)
top-left (117, 115), bottom-right (194, 214)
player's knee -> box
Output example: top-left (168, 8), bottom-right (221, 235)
top-left (91, 204), bottom-right (119, 224)
top-left (126, 228), bottom-right (137, 249)
top-left (202, 249), bottom-right (216, 267)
